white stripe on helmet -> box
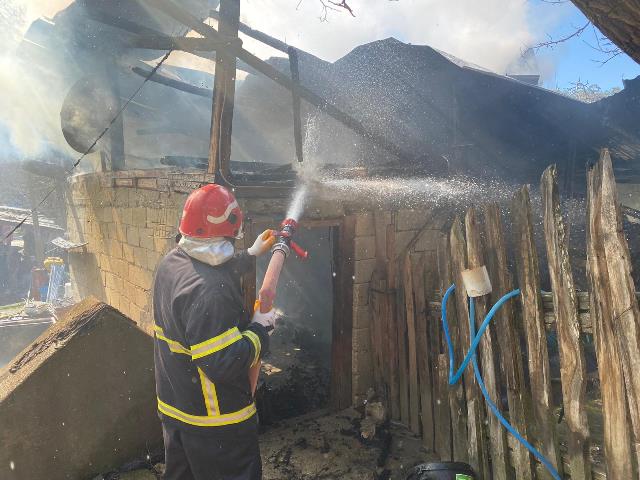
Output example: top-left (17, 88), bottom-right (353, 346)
top-left (206, 200), bottom-right (239, 225)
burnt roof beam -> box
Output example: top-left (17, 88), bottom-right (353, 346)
top-left (127, 35), bottom-right (241, 52)
top-left (143, 0), bottom-right (419, 167)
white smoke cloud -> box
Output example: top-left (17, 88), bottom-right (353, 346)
top-left (240, 0), bottom-right (544, 73)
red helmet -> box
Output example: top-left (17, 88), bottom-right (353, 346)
top-left (179, 184), bottom-right (243, 239)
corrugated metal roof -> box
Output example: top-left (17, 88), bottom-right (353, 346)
top-left (0, 206), bottom-right (63, 231)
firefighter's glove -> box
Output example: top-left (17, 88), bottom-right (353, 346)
top-left (251, 308), bottom-right (279, 335)
top-left (247, 229), bottom-right (277, 257)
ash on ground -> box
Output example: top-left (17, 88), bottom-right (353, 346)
top-left (256, 318), bottom-right (331, 425)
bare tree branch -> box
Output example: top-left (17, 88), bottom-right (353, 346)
top-left (531, 21), bottom-right (590, 51)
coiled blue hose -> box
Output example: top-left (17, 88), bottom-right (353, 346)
top-left (441, 284), bottom-right (561, 480)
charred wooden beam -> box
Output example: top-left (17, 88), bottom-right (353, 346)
top-left (208, 0), bottom-right (240, 178)
top-left (288, 47), bottom-right (304, 163)
top-left (145, 0), bottom-right (415, 167)
top-left (209, 8), bottom-right (290, 53)
top-left (131, 66), bottom-right (211, 97)
top-left (127, 35), bottom-right (240, 52)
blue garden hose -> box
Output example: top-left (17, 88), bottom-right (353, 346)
top-left (441, 284), bottom-right (561, 480)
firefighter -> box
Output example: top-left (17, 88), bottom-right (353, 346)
top-left (153, 184), bottom-right (278, 480)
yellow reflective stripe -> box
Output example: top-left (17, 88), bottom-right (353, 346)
top-left (190, 327), bottom-right (242, 360)
top-left (157, 398), bottom-right (256, 427)
top-left (243, 330), bottom-right (261, 367)
top-left (154, 325), bottom-right (191, 356)
top-left (197, 367), bottom-right (219, 416)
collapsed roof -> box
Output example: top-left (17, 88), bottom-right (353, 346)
top-left (19, 2), bottom-right (640, 188)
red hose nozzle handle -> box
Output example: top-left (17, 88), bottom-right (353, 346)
top-left (290, 240), bottom-right (309, 260)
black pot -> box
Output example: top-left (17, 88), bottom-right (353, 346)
top-left (406, 462), bottom-right (476, 480)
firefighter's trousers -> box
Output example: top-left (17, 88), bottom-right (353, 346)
top-left (162, 420), bottom-right (262, 480)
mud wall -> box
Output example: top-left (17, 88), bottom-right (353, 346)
top-left (65, 169), bottom-right (442, 404)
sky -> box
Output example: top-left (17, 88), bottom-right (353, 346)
top-left (17, 0), bottom-right (640, 91)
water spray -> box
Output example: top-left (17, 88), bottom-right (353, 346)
top-left (249, 187), bottom-right (309, 394)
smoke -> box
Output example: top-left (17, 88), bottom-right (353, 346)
top-left (240, 0), bottom-right (543, 74)
top-left (0, 0), bottom-right (75, 161)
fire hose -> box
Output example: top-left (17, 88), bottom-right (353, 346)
top-left (249, 218), bottom-right (308, 394)
top-left (441, 282), bottom-right (561, 480)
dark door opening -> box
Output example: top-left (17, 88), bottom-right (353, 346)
top-left (255, 226), bottom-right (334, 424)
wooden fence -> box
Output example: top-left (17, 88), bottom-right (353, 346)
top-left (369, 149), bottom-right (640, 479)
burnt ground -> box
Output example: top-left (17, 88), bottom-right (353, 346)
top-left (255, 319), bottom-right (331, 425)
top-left (95, 409), bottom-right (436, 480)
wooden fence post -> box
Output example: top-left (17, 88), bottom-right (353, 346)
top-left (541, 165), bottom-right (591, 480)
top-left (465, 207), bottom-right (509, 480)
top-left (450, 217), bottom-right (490, 478)
top-left (437, 235), bottom-right (465, 462)
top-left (483, 203), bottom-right (534, 480)
top-left (595, 150), bottom-right (640, 467)
top-left (512, 186), bottom-right (563, 479)
top-left (586, 153), bottom-right (634, 478)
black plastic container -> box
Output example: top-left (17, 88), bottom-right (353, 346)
top-left (406, 462), bottom-right (476, 480)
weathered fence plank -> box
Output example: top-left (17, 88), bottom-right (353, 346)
top-left (397, 252), bottom-right (410, 426)
top-left (450, 217), bottom-right (490, 478)
top-left (541, 165), bottom-right (592, 480)
top-left (434, 353), bottom-right (453, 461)
top-left (512, 186), bottom-right (563, 479)
top-left (372, 211), bottom-right (391, 403)
top-left (386, 218), bottom-right (401, 421)
top-left (403, 253), bottom-right (421, 433)
top-left (465, 207), bottom-right (509, 480)
top-left (483, 203), bottom-right (534, 480)
top-left (437, 235), bottom-right (464, 462)
top-left (595, 150), bottom-right (640, 466)
top-left (412, 253), bottom-right (435, 449)
top-left (587, 156), bottom-right (634, 478)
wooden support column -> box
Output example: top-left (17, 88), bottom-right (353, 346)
top-left (208, 0), bottom-right (240, 178)
top-left (386, 216), bottom-right (401, 420)
top-left (331, 217), bottom-right (354, 410)
top-left (465, 208), bottom-right (508, 480)
top-left (541, 165), bottom-right (591, 480)
top-left (512, 186), bottom-right (563, 480)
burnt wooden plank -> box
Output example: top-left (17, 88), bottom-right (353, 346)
top-left (512, 186), bottom-right (563, 479)
top-left (412, 253), bottom-right (435, 448)
top-left (437, 236), bottom-right (463, 461)
top-left (397, 259), bottom-right (411, 427)
top-left (465, 207), bottom-right (509, 480)
top-left (586, 153), bottom-right (635, 477)
top-left (541, 165), bottom-right (592, 480)
top-left (595, 151), bottom-right (640, 465)
top-left (403, 253), bottom-right (421, 433)
top-left (435, 353), bottom-right (453, 461)
top-left (331, 215), bottom-right (355, 410)
top-left (373, 212), bottom-right (391, 404)
top-left (386, 217), bottom-right (401, 420)
top-left (483, 203), bottom-right (534, 480)
top-left (450, 217), bottom-right (490, 478)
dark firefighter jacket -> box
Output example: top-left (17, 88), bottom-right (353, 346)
top-left (152, 247), bottom-right (269, 431)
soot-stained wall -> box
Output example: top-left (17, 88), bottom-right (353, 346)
top-left (65, 169), bottom-right (442, 404)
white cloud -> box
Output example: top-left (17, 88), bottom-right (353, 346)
top-left (240, 0), bottom-right (542, 73)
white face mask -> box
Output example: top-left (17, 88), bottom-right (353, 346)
top-left (178, 235), bottom-right (235, 267)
